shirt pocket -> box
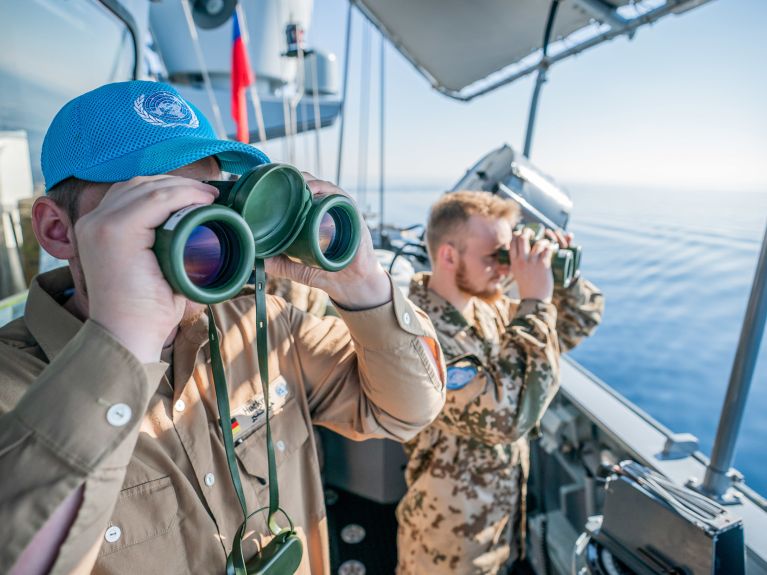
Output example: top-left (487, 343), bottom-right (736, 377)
top-left (234, 397), bottom-right (310, 483)
top-left (94, 476), bottom-right (189, 575)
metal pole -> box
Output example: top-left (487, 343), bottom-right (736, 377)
top-left (310, 54), bottom-right (322, 176)
top-left (522, 0), bottom-right (560, 159)
top-left (702, 222), bottom-right (767, 498)
top-left (335, 2), bottom-right (354, 186)
top-left (378, 34), bottom-right (385, 244)
top-left (523, 66), bottom-right (548, 159)
top-left (180, 0), bottom-right (227, 139)
top-left (236, 3), bottom-right (267, 143)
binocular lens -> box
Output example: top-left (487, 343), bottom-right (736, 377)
top-left (183, 224), bottom-right (229, 287)
top-left (318, 212), bottom-right (338, 254)
top-left (319, 206), bottom-right (356, 261)
top-left (155, 204), bottom-right (255, 304)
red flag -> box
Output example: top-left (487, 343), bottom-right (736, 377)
top-left (231, 12), bottom-right (253, 143)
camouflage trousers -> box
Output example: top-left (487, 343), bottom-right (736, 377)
top-left (396, 458), bottom-right (527, 575)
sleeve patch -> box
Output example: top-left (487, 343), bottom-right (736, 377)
top-left (446, 364), bottom-right (478, 391)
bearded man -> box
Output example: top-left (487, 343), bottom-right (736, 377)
top-left (396, 190), bottom-right (603, 574)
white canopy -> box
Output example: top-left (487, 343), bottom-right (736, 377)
top-left (352, 0), bottom-right (712, 100)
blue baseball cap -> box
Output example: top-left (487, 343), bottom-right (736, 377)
top-left (41, 80), bottom-right (269, 191)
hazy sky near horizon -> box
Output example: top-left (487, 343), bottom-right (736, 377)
top-left (258, 0), bottom-right (767, 193)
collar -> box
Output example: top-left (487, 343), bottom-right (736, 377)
top-left (408, 272), bottom-right (473, 338)
top-left (24, 267), bottom-right (84, 362)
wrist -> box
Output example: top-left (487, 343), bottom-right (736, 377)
top-left (90, 315), bottom-right (166, 363)
top-left (325, 266), bottom-right (392, 310)
top-left (518, 287), bottom-right (553, 303)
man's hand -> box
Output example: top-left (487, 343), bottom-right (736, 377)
top-left (75, 176), bottom-right (219, 362)
top-left (509, 227), bottom-right (555, 302)
top-left (265, 174), bottom-right (391, 310)
top-left (544, 228), bottom-right (574, 249)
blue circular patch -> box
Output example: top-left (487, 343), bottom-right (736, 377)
top-left (134, 91), bottom-right (199, 129)
top-left (446, 364), bottom-right (478, 391)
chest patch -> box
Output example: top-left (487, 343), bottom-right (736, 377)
top-left (446, 362), bottom-right (479, 391)
top-left (229, 376), bottom-right (291, 445)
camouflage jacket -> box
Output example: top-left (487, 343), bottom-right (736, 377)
top-left (551, 275), bottom-right (604, 353)
top-left (396, 273), bottom-right (604, 574)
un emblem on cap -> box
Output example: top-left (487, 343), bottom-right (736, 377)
top-left (133, 91), bottom-right (200, 129)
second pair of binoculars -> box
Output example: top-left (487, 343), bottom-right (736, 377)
top-left (153, 163), bottom-right (361, 304)
top-left (497, 223), bottom-right (582, 289)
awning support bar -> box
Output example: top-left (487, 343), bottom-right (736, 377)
top-left (522, 0), bottom-right (560, 159)
top-left (700, 222), bottom-right (767, 500)
top-left (572, 0), bottom-right (630, 31)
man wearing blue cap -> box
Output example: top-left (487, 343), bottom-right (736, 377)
top-left (0, 81), bottom-right (445, 574)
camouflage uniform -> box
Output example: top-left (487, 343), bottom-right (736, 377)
top-left (396, 272), bottom-right (604, 574)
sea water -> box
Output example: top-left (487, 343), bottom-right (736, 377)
top-left (368, 185), bottom-right (767, 496)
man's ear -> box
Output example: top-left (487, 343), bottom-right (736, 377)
top-left (31, 197), bottom-right (77, 260)
top-left (436, 242), bottom-right (459, 270)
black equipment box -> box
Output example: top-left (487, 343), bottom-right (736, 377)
top-left (591, 462), bottom-right (745, 574)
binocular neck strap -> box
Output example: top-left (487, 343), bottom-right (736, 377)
top-left (253, 257), bottom-right (281, 534)
top-left (207, 258), bottom-right (283, 574)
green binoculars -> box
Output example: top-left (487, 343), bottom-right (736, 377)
top-left (497, 223), bottom-right (582, 289)
top-left (153, 163), bottom-right (361, 304)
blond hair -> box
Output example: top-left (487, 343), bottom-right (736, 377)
top-left (425, 191), bottom-right (519, 258)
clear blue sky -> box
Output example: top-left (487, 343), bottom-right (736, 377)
top-left (259, 0), bottom-right (767, 193)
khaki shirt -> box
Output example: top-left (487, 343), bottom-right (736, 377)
top-left (396, 273), bottom-right (603, 575)
top-left (0, 267), bottom-right (446, 574)
top-left (266, 277), bottom-right (329, 318)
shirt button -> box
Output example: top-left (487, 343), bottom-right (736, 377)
top-left (402, 311), bottom-right (411, 325)
top-left (276, 440), bottom-right (286, 452)
top-left (204, 472), bottom-right (216, 487)
top-left (104, 525), bottom-right (122, 543)
top-left (174, 399), bottom-right (186, 412)
top-left (106, 404), bottom-right (132, 427)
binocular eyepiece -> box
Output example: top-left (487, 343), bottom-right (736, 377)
top-left (497, 223), bottom-right (581, 289)
top-left (153, 164), bottom-right (361, 303)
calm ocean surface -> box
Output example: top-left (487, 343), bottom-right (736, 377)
top-left (368, 185), bottom-right (767, 496)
